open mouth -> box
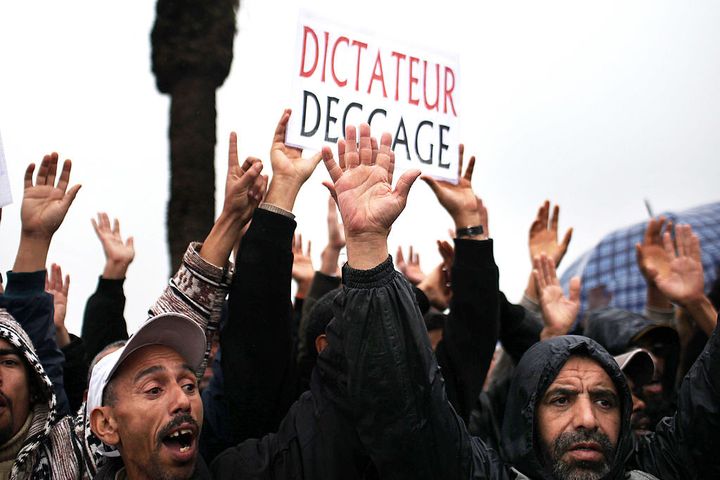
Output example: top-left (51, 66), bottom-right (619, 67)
top-left (161, 425), bottom-right (197, 457)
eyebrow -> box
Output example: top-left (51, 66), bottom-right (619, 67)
top-left (543, 387), bottom-right (578, 399)
top-left (0, 348), bottom-right (21, 357)
top-left (133, 363), bottom-right (197, 383)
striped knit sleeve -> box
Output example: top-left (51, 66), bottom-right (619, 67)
top-left (148, 242), bottom-right (232, 378)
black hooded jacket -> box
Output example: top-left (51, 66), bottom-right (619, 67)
top-left (332, 256), bottom-right (720, 479)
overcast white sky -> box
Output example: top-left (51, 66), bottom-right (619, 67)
top-left (1, 1), bottom-right (719, 335)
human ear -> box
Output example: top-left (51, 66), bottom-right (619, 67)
top-left (90, 406), bottom-right (120, 447)
top-left (315, 334), bottom-right (329, 354)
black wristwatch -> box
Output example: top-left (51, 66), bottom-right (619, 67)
top-left (456, 225), bottom-right (484, 238)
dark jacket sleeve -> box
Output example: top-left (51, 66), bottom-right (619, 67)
top-left (62, 333), bottom-right (88, 414)
top-left (217, 208), bottom-right (297, 451)
top-left (435, 239), bottom-right (499, 423)
top-left (80, 277), bottom-right (129, 363)
top-left (333, 257), bottom-right (506, 479)
top-left (0, 270), bottom-right (70, 416)
top-left (632, 313), bottom-right (720, 478)
top-left (497, 292), bottom-right (542, 363)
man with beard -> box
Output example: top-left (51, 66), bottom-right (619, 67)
top-left (318, 123), bottom-right (720, 479)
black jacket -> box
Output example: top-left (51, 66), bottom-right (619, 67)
top-left (332, 256), bottom-right (720, 479)
top-left (435, 239), bottom-right (499, 423)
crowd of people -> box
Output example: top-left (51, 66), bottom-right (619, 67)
top-left (0, 108), bottom-right (718, 480)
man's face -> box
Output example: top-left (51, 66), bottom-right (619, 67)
top-left (106, 345), bottom-right (202, 480)
top-left (0, 338), bottom-right (31, 444)
top-left (626, 377), bottom-right (650, 436)
top-left (537, 356), bottom-right (621, 480)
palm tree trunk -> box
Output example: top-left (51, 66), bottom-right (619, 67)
top-left (167, 76), bottom-right (217, 271)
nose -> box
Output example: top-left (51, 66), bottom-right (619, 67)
top-left (168, 382), bottom-right (192, 415)
top-left (631, 392), bottom-right (646, 414)
top-left (572, 395), bottom-right (599, 431)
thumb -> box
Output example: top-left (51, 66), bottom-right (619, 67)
top-left (63, 184), bottom-right (82, 207)
top-left (394, 170), bottom-right (421, 201)
top-left (321, 181), bottom-right (338, 205)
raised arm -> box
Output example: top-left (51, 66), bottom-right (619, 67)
top-left (320, 125), bottom-right (503, 478)
top-left (521, 201), bottom-right (573, 311)
top-left (2, 152), bottom-right (80, 416)
top-left (421, 144), bottom-right (499, 423)
top-left (648, 224), bottom-right (716, 335)
top-left (81, 213), bottom-right (134, 362)
top-left (215, 109), bottom-right (322, 456)
top-left (149, 131), bottom-right (265, 378)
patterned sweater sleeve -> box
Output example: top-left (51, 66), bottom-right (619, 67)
top-left (148, 242), bottom-right (232, 379)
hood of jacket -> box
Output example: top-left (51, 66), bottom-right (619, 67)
top-left (500, 335), bottom-right (634, 480)
top-left (0, 310), bottom-right (57, 476)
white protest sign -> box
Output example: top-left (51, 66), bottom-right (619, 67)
top-left (286, 10), bottom-right (461, 183)
top-left (0, 130), bottom-right (12, 208)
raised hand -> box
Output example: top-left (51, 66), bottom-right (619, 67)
top-left (417, 240), bottom-right (455, 310)
top-left (396, 245), bottom-right (426, 285)
top-left (421, 144), bottom-right (484, 233)
top-left (649, 224), bottom-right (705, 305)
top-left (292, 233), bottom-right (315, 297)
top-left (200, 132), bottom-right (265, 267)
top-left (92, 213), bottom-right (135, 279)
top-left (528, 200), bottom-right (573, 267)
top-left (265, 109), bottom-right (322, 212)
top-left (21, 153), bottom-right (81, 239)
top-left (223, 132), bottom-right (267, 225)
top-left (14, 153), bottom-right (81, 272)
top-left (533, 254), bottom-right (581, 340)
top-left (322, 124), bottom-right (420, 269)
top-left (45, 263), bottom-right (71, 348)
top-left (635, 216), bottom-right (673, 285)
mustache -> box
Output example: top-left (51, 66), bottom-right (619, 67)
top-left (156, 413), bottom-right (199, 444)
top-left (0, 391), bottom-right (12, 409)
top-left (553, 429), bottom-right (614, 460)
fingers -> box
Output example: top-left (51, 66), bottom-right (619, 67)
top-left (463, 155), bottom-right (476, 182)
top-left (344, 124), bottom-right (359, 168)
top-left (387, 147), bottom-right (396, 184)
top-left (338, 138), bottom-right (347, 170)
top-left (550, 204), bottom-right (560, 232)
top-left (272, 108), bottom-right (292, 147)
top-left (321, 146), bottom-right (343, 183)
top-left (306, 240), bottom-right (312, 257)
top-left (36, 154), bottom-right (52, 186)
top-left (457, 143), bottom-right (464, 180)
top-left (375, 132), bottom-right (393, 174)
top-left (358, 123), bottom-right (373, 165)
top-left (126, 236), bottom-right (135, 251)
top-left (46, 154), bottom-right (59, 187)
top-left (113, 218), bottom-right (120, 236)
top-left (662, 230), bottom-right (675, 257)
top-left (56, 158), bottom-right (72, 192)
top-left (228, 132), bottom-right (239, 169)
top-left (421, 175), bottom-right (441, 198)
top-left (24, 163), bottom-right (35, 189)
top-left (394, 169), bottom-right (421, 201)
top-left (396, 246), bottom-right (405, 264)
top-left (560, 228), bottom-right (573, 254)
top-left (540, 200), bottom-right (550, 228)
top-left (370, 136), bottom-right (379, 164)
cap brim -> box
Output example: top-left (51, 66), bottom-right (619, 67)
top-left (107, 312), bottom-right (206, 381)
top-left (614, 348), bottom-right (654, 387)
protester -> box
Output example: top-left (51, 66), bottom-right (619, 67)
top-left (318, 123), bottom-right (720, 479)
top-left (82, 131), bottom-right (265, 480)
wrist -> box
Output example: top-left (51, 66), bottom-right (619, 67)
top-left (320, 246), bottom-right (341, 276)
top-left (13, 235), bottom-right (51, 272)
top-left (646, 285), bottom-right (672, 310)
top-left (102, 260), bottom-right (130, 280)
top-left (452, 211), bottom-right (482, 231)
top-left (265, 178), bottom-right (301, 212)
top-left (294, 278), bottom-right (312, 298)
top-left (540, 326), bottom-right (566, 341)
top-left (200, 211), bottom-right (244, 267)
top-left (55, 325), bottom-right (71, 349)
top-left (346, 234), bottom-right (388, 270)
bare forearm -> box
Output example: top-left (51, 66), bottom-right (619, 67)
top-left (320, 246), bottom-right (342, 275)
top-left (264, 178), bottom-right (301, 213)
top-left (102, 260), bottom-right (130, 280)
top-left (683, 296), bottom-right (718, 337)
top-left (200, 212), bottom-right (244, 268)
top-left (646, 284), bottom-right (673, 310)
top-left (346, 235), bottom-right (388, 270)
top-left (13, 234), bottom-right (51, 272)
